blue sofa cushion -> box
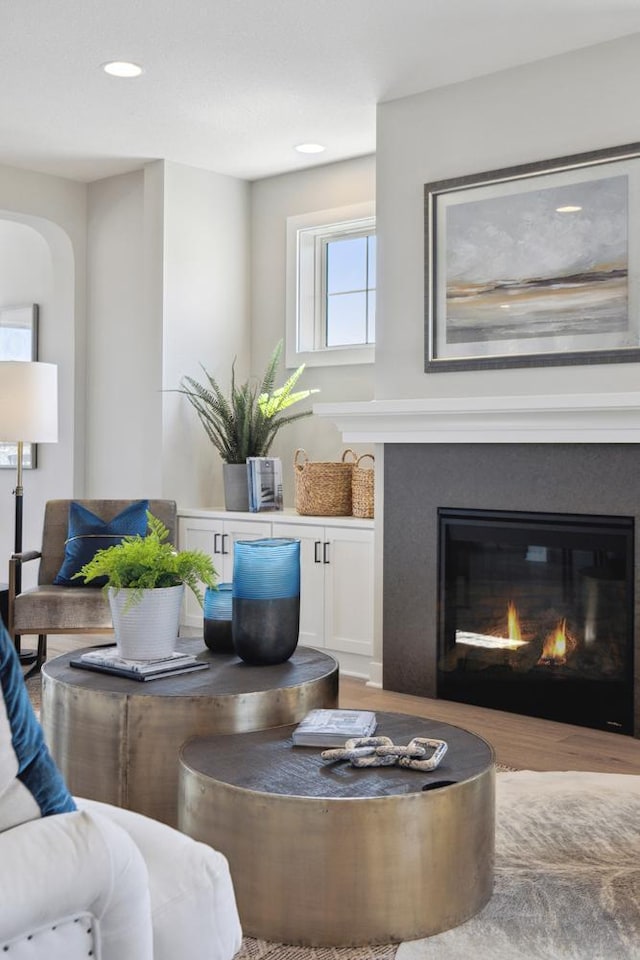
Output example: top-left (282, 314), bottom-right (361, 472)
top-left (53, 500), bottom-right (149, 586)
top-left (0, 625), bottom-right (76, 831)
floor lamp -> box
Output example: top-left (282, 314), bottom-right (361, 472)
top-left (0, 361), bottom-right (58, 659)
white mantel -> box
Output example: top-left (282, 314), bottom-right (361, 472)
top-left (314, 393), bottom-right (640, 445)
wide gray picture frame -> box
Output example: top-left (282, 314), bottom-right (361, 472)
top-left (424, 143), bottom-right (640, 372)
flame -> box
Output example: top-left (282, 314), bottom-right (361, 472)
top-left (538, 618), bottom-right (574, 665)
top-left (507, 601), bottom-right (522, 642)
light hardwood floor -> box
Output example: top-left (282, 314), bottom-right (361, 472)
top-left (42, 634), bottom-right (640, 775)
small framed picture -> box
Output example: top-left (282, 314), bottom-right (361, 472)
top-left (0, 304), bottom-right (39, 468)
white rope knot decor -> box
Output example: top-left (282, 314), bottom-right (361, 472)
top-left (321, 736), bottom-right (448, 770)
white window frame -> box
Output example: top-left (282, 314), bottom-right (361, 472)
top-left (286, 201), bottom-right (376, 368)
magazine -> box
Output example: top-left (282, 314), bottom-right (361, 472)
top-left (247, 457), bottom-right (284, 512)
top-left (70, 646), bottom-right (209, 682)
top-left (292, 709), bottom-right (377, 747)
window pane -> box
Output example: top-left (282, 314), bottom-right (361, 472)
top-left (367, 290), bottom-right (376, 343)
top-left (327, 237), bottom-right (367, 294)
top-left (367, 235), bottom-right (376, 289)
top-left (327, 292), bottom-right (367, 346)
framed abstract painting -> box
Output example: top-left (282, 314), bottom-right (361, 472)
top-left (424, 143), bottom-right (640, 371)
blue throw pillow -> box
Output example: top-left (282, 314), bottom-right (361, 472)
top-left (0, 624), bottom-right (76, 830)
top-left (53, 500), bottom-right (149, 586)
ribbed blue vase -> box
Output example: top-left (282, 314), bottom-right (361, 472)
top-left (232, 538), bottom-right (301, 665)
top-left (203, 583), bottom-right (234, 654)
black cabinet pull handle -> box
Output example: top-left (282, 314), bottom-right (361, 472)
top-left (323, 541), bottom-right (330, 564)
top-left (213, 533), bottom-right (221, 555)
top-left (314, 540), bottom-right (322, 563)
top-left (222, 534), bottom-right (229, 555)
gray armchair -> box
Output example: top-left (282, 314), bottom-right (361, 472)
top-left (8, 499), bottom-right (177, 672)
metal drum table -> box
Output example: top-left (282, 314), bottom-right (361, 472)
top-left (178, 711), bottom-right (495, 946)
top-left (41, 640), bottom-right (338, 827)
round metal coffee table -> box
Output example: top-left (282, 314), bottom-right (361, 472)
top-left (178, 711), bottom-right (495, 946)
top-left (41, 640), bottom-right (338, 826)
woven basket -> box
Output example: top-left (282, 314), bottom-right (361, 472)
top-left (294, 449), bottom-right (356, 516)
top-left (352, 454), bottom-right (375, 519)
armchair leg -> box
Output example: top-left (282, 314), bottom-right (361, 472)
top-left (22, 634), bottom-right (47, 680)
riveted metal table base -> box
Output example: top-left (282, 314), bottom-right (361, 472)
top-left (41, 641), bottom-right (338, 827)
top-left (178, 713), bottom-right (495, 946)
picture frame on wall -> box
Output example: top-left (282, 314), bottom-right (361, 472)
top-left (424, 143), bottom-right (640, 372)
top-left (0, 303), bottom-right (39, 468)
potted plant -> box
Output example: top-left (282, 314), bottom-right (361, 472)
top-left (177, 340), bottom-right (319, 511)
top-left (76, 512), bottom-right (217, 660)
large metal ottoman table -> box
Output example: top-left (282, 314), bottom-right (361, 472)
top-left (178, 711), bottom-right (495, 946)
top-left (41, 640), bottom-right (338, 827)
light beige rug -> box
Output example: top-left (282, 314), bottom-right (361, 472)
top-left (236, 771), bottom-right (640, 960)
top-left (397, 771), bottom-right (640, 960)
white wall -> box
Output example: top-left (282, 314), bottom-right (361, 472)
top-left (0, 165), bottom-right (85, 585)
top-left (161, 161), bottom-right (251, 510)
top-left (250, 155), bottom-right (376, 506)
top-left (86, 168), bottom-right (164, 497)
top-left (376, 33), bottom-right (640, 401)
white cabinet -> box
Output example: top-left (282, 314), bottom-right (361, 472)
top-left (178, 513), bottom-right (272, 627)
top-left (178, 509), bottom-right (375, 678)
top-left (276, 521), bottom-right (374, 677)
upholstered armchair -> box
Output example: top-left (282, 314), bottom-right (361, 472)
top-left (8, 499), bottom-right (177, 672)
top-left (0, 623), bottom-right (242, 960)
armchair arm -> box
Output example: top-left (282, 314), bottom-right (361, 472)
top-left (7, 552), bottom-right (42, 638)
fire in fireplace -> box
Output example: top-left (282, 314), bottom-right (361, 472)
top-left (438, 508), bottom-right (634, 734)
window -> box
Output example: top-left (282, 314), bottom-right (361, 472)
top-left (286, 202), bottom-right (375, 367)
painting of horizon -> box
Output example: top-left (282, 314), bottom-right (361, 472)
top-left (444, 174), bottom-right (628, 345)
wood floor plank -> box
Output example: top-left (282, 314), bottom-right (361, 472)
top-left (339, 676), bottom-right (640, 774)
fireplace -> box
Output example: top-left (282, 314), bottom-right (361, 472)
top-left (314, 393), bottom-right (640, 738)
top-left (381, 442), bottom-right (640, 738)
top-left (437, 508), bottom-right (634, 733)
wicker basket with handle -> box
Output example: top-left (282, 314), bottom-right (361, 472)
top-left (352, 453), bottom-right (375, 518)
top-left (294, 448), bottom-right (356, 516)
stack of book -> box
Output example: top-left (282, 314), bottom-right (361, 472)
top-left (292, 708), bottom-right (377, 747)
top-left (70, 646), bottom-right (209, 681)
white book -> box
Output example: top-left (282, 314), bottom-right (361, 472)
top-left (292, 709), bottom-right (377, 747)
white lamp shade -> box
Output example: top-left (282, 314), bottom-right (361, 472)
top-left (0, 361), bottom-right (58, 443)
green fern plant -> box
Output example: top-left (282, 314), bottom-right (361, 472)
top-left (176, 340), bottom-right (319, 464)
top-left (75, 512), bottom-right (217, 608)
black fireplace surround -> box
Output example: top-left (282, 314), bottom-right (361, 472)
top-left (383, 443), bottom-right (640, 737)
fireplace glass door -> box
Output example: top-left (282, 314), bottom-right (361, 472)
top-left (438, 509), bottom-right (634, 734)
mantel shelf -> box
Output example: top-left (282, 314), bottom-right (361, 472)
top-left (313, 393), bottom-right (640, 444)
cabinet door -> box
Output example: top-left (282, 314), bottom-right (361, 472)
top-left (323, 527), bottom-right (374, 658)
top-left (276, 522), bottom-right (325, 650)
top-left (178, 515), bottom-right (271, 627)
top-left (178, 516), bottom-right (224, 627)
top-left (220, 518), bottom-right (272, 581)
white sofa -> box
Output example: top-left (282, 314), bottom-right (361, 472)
top-left (0, 623), bottom-right (243, 960)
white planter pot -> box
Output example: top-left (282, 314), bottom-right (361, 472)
top-left (108, 584), bottom-right (185, 660)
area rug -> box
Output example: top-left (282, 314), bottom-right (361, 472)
top-left (235, 771), bottom-right (640, 960)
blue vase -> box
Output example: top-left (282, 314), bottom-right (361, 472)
top-left (203, 583), bottom-right (234, 654)
top-left (232, 538), bottom-right (301, 665)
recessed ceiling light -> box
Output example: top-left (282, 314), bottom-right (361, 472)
top-left (102, 61), bottom-right (143, 78)
top-left (556, 205), bottom-right (582, 213)
top-left (294, 143), bottom-right (326, 154)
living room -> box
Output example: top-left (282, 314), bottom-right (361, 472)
top-left (1, 5), bottom-right (640, 957)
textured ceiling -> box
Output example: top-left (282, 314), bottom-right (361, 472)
top-left (4, 0), bottom-right (640, 183)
